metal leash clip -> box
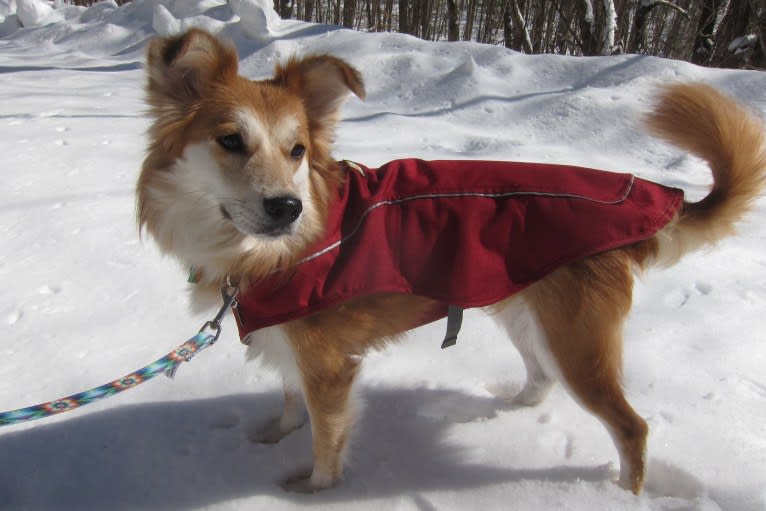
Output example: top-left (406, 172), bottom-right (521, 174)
top-left (165, 282), bottom-right (240, 379)
top-left (198, 282), bottom-right (240, 343)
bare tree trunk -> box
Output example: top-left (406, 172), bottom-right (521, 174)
top-left (464, 0), bottom-right (477, 40)
top-left (692, 0), bottom-right (720, 65)
top-left (614, 0), bottom-right (632, 50)
top-left (399, 0), bottom-right (409, 33)
top-left (364, 0), bottom-right (373, 29)
top-left (553, 2), bottom-right (569, 53)
top-left (577, 0), bottom-right (598, 55)
top-left (530, 0), bottom-right (545, 51)
top-left (752, 0), bottom-right (766, 68)
top-left (343, 0), bottom-right (355, 27)
top-left (419, 0), bottom-right (431, 39)
top-left (601, 0), bottom-right (616, 54)
top-left (477, 0), bottom-right (490, 43)
top-left (503, 0), bottom-right (513, 47)
top-left (543, 0), bottom-right (557, 51)
top-left (627, 0), bottom-right (696, 53)
top-left (447, 0), bottom-right (460, 40)
top-left (275, 0), bottom-right (292, 18)
top-left (432, 0), bottom-right (447, 39)
top-left (710, 0), bottom-right (751, 67)
top-left (627, 1), bottom-right (652, 53)
top-left (410, 0), bottom-right (419, 35)
top-left (506, 0), bottom-right (532, 51)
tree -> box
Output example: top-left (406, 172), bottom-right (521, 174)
top-left (691, 0), bottom-right (720, 64)
top-left (601, 0), bottom-right (616, 54)
top-left (262, 0), bottom-right (764, 70)
top-left (577, 0), bottom-right (599, 55)
top-left (399, 0), bottom-right (410, 34)
top-left (710, 0), bottom-right (766, 69)
top-left (447, 0), bottom-right (459, 41)
top-left (342, 0), bottom-right (355, 27)
top-left (505, 0), bottom-right (533, 52)
top-left (629, 1), bottom-right (691, 55)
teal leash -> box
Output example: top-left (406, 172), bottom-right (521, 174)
top-left (0, 284), bottom-right (238, 427)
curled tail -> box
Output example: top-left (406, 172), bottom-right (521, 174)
top-left (646, 83), bottom-right (766, 266)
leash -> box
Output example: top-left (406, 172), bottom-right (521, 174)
top-left (0, 284), bottom-right (239, 427)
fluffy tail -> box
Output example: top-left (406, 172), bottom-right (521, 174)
top-left (646, 83), bottom-right (766, 266)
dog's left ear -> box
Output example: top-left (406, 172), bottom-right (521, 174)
top-left (146, 28), bottom-right (239, 105)
top-left (273, 55), bottom-right (365, 127)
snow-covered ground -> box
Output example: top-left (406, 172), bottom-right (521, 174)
top-left (1, 1), bottom-right (765, 510)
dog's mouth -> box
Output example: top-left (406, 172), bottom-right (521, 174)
top-left (219, 202), bottom-right (298, 238)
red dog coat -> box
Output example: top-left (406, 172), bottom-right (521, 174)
top-left (234, 159), bottom-right (683, 342)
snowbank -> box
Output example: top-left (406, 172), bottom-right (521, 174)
top-left (0, 0), bottom-right (286, 51)
top-left (16, 0), bottom-right (60, 27)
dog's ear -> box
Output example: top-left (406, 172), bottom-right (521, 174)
top-left (273, 56), bottom-right (364, 166)
top-left (146, 28), bottom-right (238, 103)
top-left (274, 54), bottom-right (365, 128)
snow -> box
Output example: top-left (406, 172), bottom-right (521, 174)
top-left (728, 34), bottom-right (758, 56)
top-left (0, 1), bottom-right (764, 510)
top-left (15, 0), bottom-right (59, 27)
top-left (230, 0), bottom-right (283, 41)
top-left (152, 3), bottom-right (181, 37)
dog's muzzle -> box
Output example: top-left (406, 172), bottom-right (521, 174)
top-left (263, 196), bottom-right (303, 229)
top-left (219, 194), bottom-right (303, 237)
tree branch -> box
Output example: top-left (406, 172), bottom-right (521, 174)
top-left (648, 0), bottom-right (691, 20)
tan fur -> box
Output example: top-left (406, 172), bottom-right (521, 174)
top-left (137, 29), bottom-right (766, 494)
top-left (647, 83), bottom-right (766, 266)
top-left (517, 249), bottom-right (648, 492)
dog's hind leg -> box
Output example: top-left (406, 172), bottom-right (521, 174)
top-left (495, 297), bottom-right (555, 407)
top-left (525, 252), bottom-right (649, 494)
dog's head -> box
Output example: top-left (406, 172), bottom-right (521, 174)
top-left (137, 29), bottom-right (364, 282)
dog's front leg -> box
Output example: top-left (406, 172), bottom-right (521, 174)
top-left (246, 326), bottom-right (307, 444)
top-left (252, 377), bottom-right (306, 444)
top-left (282, 331), bottom-right (361, 493)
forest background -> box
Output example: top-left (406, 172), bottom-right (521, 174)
top-left (71, 0), bottom-right (766, 69)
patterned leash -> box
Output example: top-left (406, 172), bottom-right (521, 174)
top-left (0, 285), bottom-right (238, 427)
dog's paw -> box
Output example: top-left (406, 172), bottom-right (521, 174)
top-left (617, 467), bottom-right (645, 495)
top-left (280, 469), bottom-right (336, 494)
top-left (248, 417), bottom-right (304, 444)
top-left (511, 382), bottom-right (553, 407)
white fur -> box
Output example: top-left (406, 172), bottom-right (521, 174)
top-left (235, 107), bottom-right (267, 151)
top-left (500, 295), bottom-right (636, 486)
top-left (245, 322), bottom-right (363, 485)
top-left (244, 325), bottom-right (309, 442)
top-left (245, 325), bottom-right (302, 389)
top-left (142, 143), bottom-right (250, 275)
top-left (143, 137), bottom-right (319, 283)
top-left (293, 156), bottom-right (311, 194)
top-left (495, 296), bottom-right (557, 406)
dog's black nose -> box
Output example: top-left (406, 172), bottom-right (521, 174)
top-left (263, 196), bottom-right (303, 227)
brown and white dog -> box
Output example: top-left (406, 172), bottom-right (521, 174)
top-left (136, 29), bottom-right (766, 494)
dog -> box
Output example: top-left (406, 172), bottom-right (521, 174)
top-left (136, 28), bottom-right (766, 494)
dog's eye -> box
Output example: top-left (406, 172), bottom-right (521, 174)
top-left (217, 134), bottom-right (245, 152)
top-left (290, 144), bottom-right (306, 159)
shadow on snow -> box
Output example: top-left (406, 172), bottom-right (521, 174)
top-left (0, 386), bottom-right (612, 510)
